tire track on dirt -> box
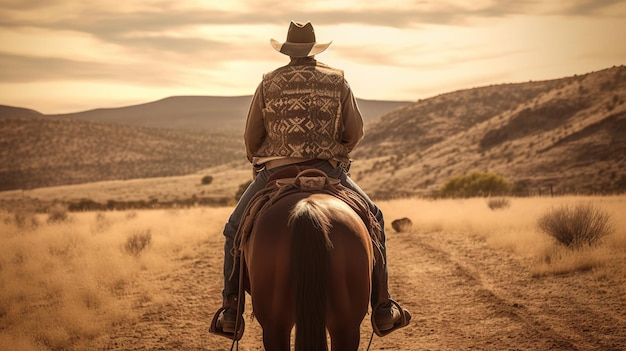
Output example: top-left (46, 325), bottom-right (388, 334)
top-left (385, 229), bottom-right (626, 351)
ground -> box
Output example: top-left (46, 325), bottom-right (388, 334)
top-left (97, 221), bottom-right (626, 351)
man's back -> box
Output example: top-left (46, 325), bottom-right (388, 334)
top-left (254, 58), bottom-right (351, 163)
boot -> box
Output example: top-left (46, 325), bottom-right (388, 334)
top-left (209, 294), bottom-right (245, 340)
top-left (371, 248), bottom-right (412, 337)
top-left (209, 238), bottom-right (245, 340)
top-left (217, 295), bottom-right (240, 333)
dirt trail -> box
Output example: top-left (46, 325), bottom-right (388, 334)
top-left (99, 227), bottom-right (626, 350)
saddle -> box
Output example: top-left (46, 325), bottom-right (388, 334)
top-left (235, 167), bottom-right (382, 260)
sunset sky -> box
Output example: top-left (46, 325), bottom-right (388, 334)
top-left (1, 0), bottom-right (625, 114)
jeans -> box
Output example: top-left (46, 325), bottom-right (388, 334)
top-left (221, 160), bottom-right (387, 298)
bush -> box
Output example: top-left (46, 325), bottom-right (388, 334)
top-left (13, 211), bottom-right (39, 230)
top-left (124, 229), bottom-right (152, 256)
top-left (487, 198), bottom-right (511, 210)
top-left (440, 172), bottom-right (511, 198)
top-left (537, 203), bottom-right (614, 249)
top-left (201, 175), bottom-right (213, 185)
top-left (47, 203), bottom-right (69, 223)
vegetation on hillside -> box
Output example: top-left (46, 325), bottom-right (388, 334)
top-left (0, 116), bottom-right (244, 191)
top-left (439, 172), bottom-right (511, 198)
top-left (352, 65), bottom-right (626, 198)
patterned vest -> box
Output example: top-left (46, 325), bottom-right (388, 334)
top-left (255, 62), bottom-right (350, 163)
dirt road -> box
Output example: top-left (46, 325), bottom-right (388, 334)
top-left (99, 225), bottom-right (626, 350)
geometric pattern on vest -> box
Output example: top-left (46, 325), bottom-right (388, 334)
top-left (256, 62), bottom-right (350, 163)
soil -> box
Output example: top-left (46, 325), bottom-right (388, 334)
top-left (97, 225), bottom-right (626, 350)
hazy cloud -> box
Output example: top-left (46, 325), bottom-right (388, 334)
top-left (0, 53), bottom-right (181, 85)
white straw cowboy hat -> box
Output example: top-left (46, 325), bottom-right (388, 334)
top-left (270, 21), bottom-right (331, 57)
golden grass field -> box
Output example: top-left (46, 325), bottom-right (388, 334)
top-left (1, 196), bottom-right (625, 350)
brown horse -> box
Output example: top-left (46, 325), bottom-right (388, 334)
top-left (243, 191), bottom-right (374, 350)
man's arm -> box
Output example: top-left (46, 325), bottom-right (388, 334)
top-left (243, 82), bottom-right (266, 163)
top-left (340, 80), bottom-right (365, 153)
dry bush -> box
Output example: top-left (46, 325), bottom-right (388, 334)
top-left (537, 203), bottom-right (614, 249)
top-left (487, 197), bottom-right (511, 210)
top-left (47, 203), bottom-right (69, 223)
top-left (12, 211), bottom-right (39, 230)
top-left (125, 229), bottom-right (153, 256)
top-left (91, 211), bottom-right (112, 233)
top-left (201, 175), bottom-right (213, 185)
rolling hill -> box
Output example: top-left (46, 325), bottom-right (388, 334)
top-left (350, 65), bottom-right (626, 197)
top-left (0, 116), bottom-right (244, 191)
top-left (1, 66), bottom-right (625, 199)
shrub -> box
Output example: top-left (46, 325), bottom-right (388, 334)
top-left (124, 229), bottom-right (152, 256)
top-left (440, 172), bottom-right (511, 198)
top-left (537, 203), bottom-right (614, 249)
top-left (13, 211), bottom-right (39, 230)
top-left (201, 175), bottom-right (213, 185)
top-left (69, 198), bottom-right (104, 211)
top-left (47, 203), bottom-right (69, 223)
top-left (487, 198), bottom-right (511, 210)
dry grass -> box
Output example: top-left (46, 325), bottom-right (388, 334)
top-left (0, 207), bottom-right (228, 351)
top-left (1, 195), bottom-right (624, 350)
top-left (378, 195), bottom-right (626, 275)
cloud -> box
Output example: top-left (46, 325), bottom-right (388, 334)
top-left (2, 1), bottom-right (625, 62)
top-left (0, 52), bottom-right (181, 84)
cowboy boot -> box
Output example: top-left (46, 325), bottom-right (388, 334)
top-left (217, 294), bottom-right (240, 333)
top-left (371, 242), bottom-right (412, 336)
top-left (209, 235), bottom-right (245, 340)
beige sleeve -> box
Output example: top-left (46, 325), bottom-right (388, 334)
top-left (340, 80), bottom-right (365, 153)
top-left (243, 83), bottom-right (266, 163)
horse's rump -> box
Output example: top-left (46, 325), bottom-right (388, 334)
top-left (245, 192), bottom-right (374, 350)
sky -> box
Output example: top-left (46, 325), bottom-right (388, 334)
top-left (1, 0), bottom-right (626, 114)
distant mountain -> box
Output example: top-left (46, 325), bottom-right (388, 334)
top-left (351, 65), bottom-right (626, 197)
top-left (0, 105), bottom-right (42, 119)
top-left (49, 96), bottom-right (254, 131)
top-left (0, 96), bottom-right (411, 131)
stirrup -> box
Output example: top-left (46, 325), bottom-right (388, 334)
top-left (371, 299), bottom-right (412, 337)
top-left (209, 306), bottom-right (245, 341)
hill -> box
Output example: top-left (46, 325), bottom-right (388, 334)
top-left (1, 66), bottom-right (625, 201)
top-left (0, 116), bottom-right (244, 191)
top-left (25, 96), bottom-right (409, 131)
top-left (351, 65), bottom-right (626, 197)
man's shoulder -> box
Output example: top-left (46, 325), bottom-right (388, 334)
top-left (315, 61), bottom-right (344, 76)
top-left (262, 61), bottom-right (344, 83)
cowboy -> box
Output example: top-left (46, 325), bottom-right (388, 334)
top-left (213, 21), bottom-right (411, 338)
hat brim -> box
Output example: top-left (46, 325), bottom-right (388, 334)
top-left (270, 38), bottom-right (331, 57)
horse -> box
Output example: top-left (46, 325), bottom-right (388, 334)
top-left (243, 191), bottom-right (375, 351)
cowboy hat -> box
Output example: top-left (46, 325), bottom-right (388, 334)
top-left (270, 21), bottom-right (331, 57)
